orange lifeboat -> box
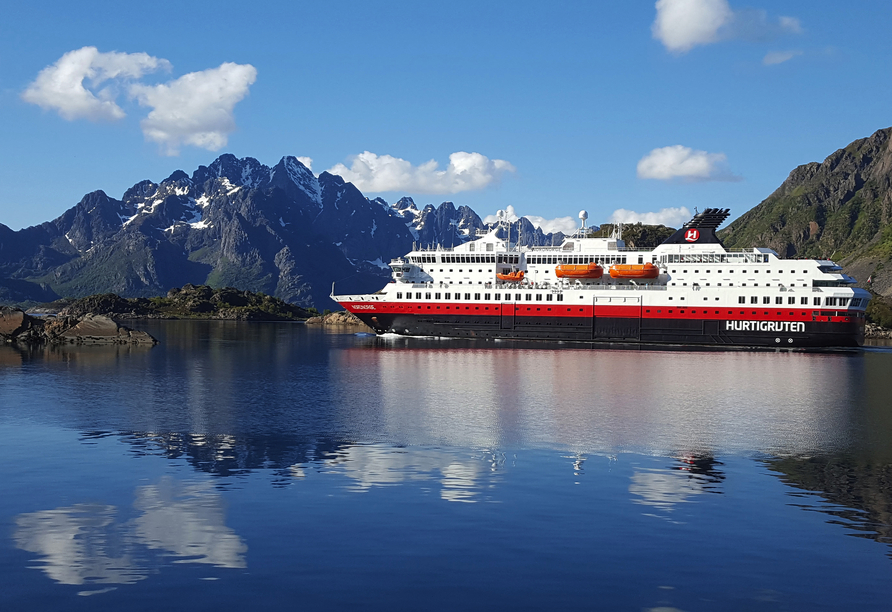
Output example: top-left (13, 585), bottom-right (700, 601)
top-left (609, 263), bottom-right (660, 279)
top-left (496, 270), bottom-right (525, 282)
top-left (555, 262), bottom-right (603, 279)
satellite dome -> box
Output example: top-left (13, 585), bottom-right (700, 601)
top-left (579, 210), bottom-right (588, 220)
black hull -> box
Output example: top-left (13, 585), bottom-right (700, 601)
top-left (353, 312), bottom-right (864, 349)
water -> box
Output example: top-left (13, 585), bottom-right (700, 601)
top-left (2, 322), bottom-right (892, 611)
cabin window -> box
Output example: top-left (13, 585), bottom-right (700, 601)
top-left (397, 292), bottom-right (403, 299)
top-left (445, 293), bottom-right (451, 299)
top-left (801, 297), bottom-right (808, 305)
top-left (435, 293), bottom-right (441, 299)
top-left (464, 293), bottom-right (471, 300)
top-left (776, 297), bottom-right (783, 304)
top-left (763, 297), bottom-right (770, 304)
top-left (425, 293), bottom-right (431, 299)
top-left (750, 296), bottom-right (758, 304)
top-left (525, 294), bottom-right (532, 301)
top-left (455, 294), bottom-right (461, 301)
top-left (515, 294), bottom-right (521, 300)
top-left (484, 293), bottom-right (491, 300)
top-left (474, 293), bottom-right (481, 300)
top-left (813, 297), bottom-right (821, 306)
top-left (547, 294), bottom-right (553, 301)
top-left (788, 297), bottom-right (795, 305)
top-left (495, 293), bottom-right (501, 300)
top-left (536, 294), bottom-right (543, 301)
top-left (738, 296), bottom-right (745, 304)
top-left (416, 292), bottom-right (422, 299)
top-left (557, 295), bottom-right (564, 301)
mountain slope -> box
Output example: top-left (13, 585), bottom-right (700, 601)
top-left (720, 127), bottom-right (892, 297)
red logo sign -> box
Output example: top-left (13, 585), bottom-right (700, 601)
top-left (684, 229), bottom-right (700, 242)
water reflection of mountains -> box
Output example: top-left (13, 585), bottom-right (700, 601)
top-left (766, 454), bottom-right (892, 557)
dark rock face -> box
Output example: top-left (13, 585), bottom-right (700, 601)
top-left (720, 127), bottom-right (892, 297)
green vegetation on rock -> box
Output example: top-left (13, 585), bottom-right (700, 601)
top-left (54, 284), bottom-right (314, 320)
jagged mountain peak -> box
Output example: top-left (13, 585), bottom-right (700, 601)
top-left (393, 197), bottom-right (417, 211)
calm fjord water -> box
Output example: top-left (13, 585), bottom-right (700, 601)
top-left (2, 321), bottom-right (892, 611)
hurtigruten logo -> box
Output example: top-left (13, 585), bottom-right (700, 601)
top-left (726, 321), bottom-right (805, 333)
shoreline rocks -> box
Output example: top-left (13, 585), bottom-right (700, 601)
top-left (1, 307), bottom-right (156, 345)
top-left (866, 323), bottom-right (892, 340)
top-left (305, 311), bottom-right (374, 331)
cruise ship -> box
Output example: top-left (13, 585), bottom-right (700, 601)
top-left (332, 208), bottom-right (868, 348)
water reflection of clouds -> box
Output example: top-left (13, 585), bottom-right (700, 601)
top-left (321, 444), bottom-right (496, 503)
top-left (13, 477), bottom-right (246, 593)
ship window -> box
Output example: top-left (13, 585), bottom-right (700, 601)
top-left (684, 270), bottom-right (688, 273)
top-left (704, 297), bottom-right (708, 301)
top-left (536, 294), bottom-right (543, 301)
top-left (484, 293), bottom-right (491, 300)
top-left (525, 294), bottom-right (532, 301)
top-left (435, 293), bottom-right (441, 299)
top-left (445, 293), bottom-right (451, 299)
top-left (668, 297), bottom-right (673, 300)
top-left (416, 292), bottom-right (422, 299)
top-left (739, 296), bottom-right (745, 303)
top-left (814, 297), bottom-right (821, 306)
top-left (750, 296), bottom-right (758, 304)
top-left (397, 292), bottom-right (403, 299)
top-left (465, 293), bottom-right (471, 300)
top-left (801, 297), bottom-right (808, 305)
top-left (495, 293), bottom-right (501, 300)
top-left (469, 243), bottom-right (475, 252)
top-left (695, 270), bottom-right (699, 273)
top-left (763, 297), bottom-right (770, 304)
top-left (788, 297), bottom-right (795, 305)
top-left (425, 293), bottom-right (431, 299)
top-left (776, 297), bottom-right (783, 304)
top-left (547, 294), bottom-right (553, 301)
top-left (515, 294), bottom-right (521, 300)
top-left (557, 294), bottom-right (564, 301)
top-left (474, 293), bottom-right (481, 300)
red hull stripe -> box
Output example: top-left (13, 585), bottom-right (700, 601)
top-left (343, 302), bottom-right (862, 324)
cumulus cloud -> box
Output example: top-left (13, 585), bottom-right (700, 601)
top-left (609, 207), bottom-right (692, 228)
top-left (130, 63), bottom-right (257, 156)
top-left (763, 50), bottom-right (802, 65)
top-left (637, 145), bottom-right (740, 182)
top-left (652, 0), bottom-right (802, 54)
top-left (296, 156), bottom-right (313, 170)
top-left (328, 151), bottom-right (515, 194)
top-left (482, 205), bottom-right (580, 235)
top-left (21, 46), bottom-right (170, 121)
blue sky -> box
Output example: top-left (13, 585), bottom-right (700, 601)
top-left (2, 0), bottom-right (891, 233)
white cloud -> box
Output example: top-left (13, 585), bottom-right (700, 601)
top-left (523, 214), bottom-right (580, 235)
top-left (637, 145), bottom-right (740, 182)
top-left (328, 151), bottom-right (515, 194)
top-left (763, 50), bottom-right (802, 65)
top-left (652, 0), bottom-right (802, 54)
top-left (652, 0), bottom-right (732, 53)
top-left (482, 205), bottom-right (580, 235)
top-left (21, 46), bottom-right (170, 121)
top-left (296, 156), bottom-right (313, 170)
top-left (130, 63), bottom-right (257, 156)
top-left (609, 207), bottom-right (692, 228)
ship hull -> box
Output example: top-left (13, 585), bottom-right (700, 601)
top-left (345, 306), bottom-right (864, 349)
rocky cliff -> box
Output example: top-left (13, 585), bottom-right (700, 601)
top-left (720, 127), bottom-right (892, 298)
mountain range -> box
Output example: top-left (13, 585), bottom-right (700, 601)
top-left (0, 155), bottom-right (563, 309)
top-left (4, 126), bottom-right (891, 310)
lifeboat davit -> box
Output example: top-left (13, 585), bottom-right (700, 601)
top-left (609, 263), bottom-right (660, 279)
top-left (555, 262), bottom-right (603, 279)
top-left (497, 270), bottom-right (525, 282)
